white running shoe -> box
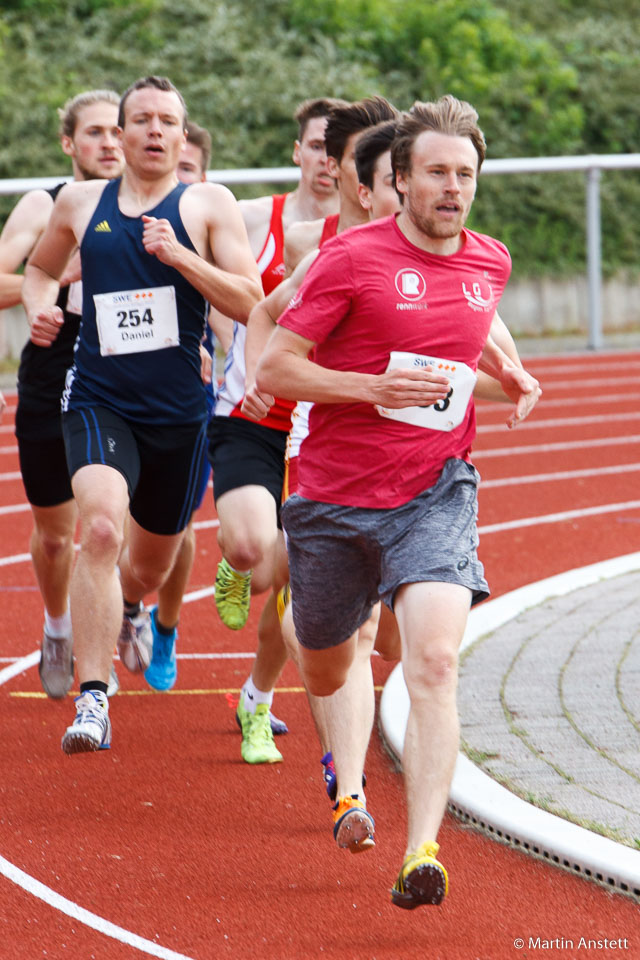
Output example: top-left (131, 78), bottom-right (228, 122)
top-left (39, 629), bottom-right (74, 699)
top-left (61, 691), bottom-right (111, 754)
top-left (117, 606), bottom-right (152, 673)
top-left (107, 662), bottom-right (119, 697)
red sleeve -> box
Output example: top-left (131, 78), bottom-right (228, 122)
top-left (277, 238), bottom-right (355, 345)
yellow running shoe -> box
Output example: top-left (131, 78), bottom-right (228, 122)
top-left (240, 703), bottom-right (283, 764)
top-left (391, 841), bottom-right (448, 909)
top-left (215, 558), bottom-right (251, 630)
top-left (332, 795), bottom-right (375, 853)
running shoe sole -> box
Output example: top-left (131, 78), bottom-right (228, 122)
top-left (333, 807), bottom-right (375, 854)
top-left (391, 861), bottom-right (448, 909)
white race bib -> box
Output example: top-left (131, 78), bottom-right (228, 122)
top-left (94, 285), bottom-right (179, 356)
top-left (376, 351), bottom-right (476, 432)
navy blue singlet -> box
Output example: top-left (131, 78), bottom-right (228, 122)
top-left (64, 178), bottom-right (207, 425)
top-left (16, 184), bottom-right (82, 430)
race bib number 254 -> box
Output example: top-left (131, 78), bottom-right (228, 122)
top-left (94, 285), bottom-right (179, 357)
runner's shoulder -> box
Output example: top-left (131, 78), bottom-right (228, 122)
top-left (284, 218), bottom-right (323, 274)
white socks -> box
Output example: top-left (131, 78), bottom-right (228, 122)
top-left (242, 675), bottom-right (273, 714)
top-left (44, 606), bottom-right (72, 639)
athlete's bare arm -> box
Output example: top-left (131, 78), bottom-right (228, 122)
top-left (478, 332), bottom-right (541, 427)
top-left (208, 309), bottom-right (234, 355)
top-left (489, 311), bottom-right (522, 368)
top-left (22, 180), bottom-right (104, 346)
top-left (144, 182), bottom-right (263, 323)
top-left (0, 190), bottom-right (54, 309)
top-left (246, 249), bottom-right (319, 383)
top-left (257, 325), bottom-right (451, 409)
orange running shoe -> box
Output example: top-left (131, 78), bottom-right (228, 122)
top-left (332, 795), bottom-right (375, 853)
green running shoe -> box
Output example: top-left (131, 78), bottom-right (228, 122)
top-left (240, 703), bottom-right (283, 765)
top-left (214, 558), bottom-right (252, 630)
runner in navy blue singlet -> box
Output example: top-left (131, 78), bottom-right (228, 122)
top-left (22, 76), bottom-right (262, 755)
top-left (0, 90), bottom-right (124, 701)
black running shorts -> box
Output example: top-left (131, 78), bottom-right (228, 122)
top-left (207, 415), bottom-right (287, 510)
top-left (63, 405), bottom-right (207, 535)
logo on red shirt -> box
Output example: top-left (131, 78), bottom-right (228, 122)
top-left (395, 268), bottom-right (427, 301)
top-left (461, 279), bottom-right (495, 312)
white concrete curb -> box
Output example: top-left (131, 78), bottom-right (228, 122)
top-left (379, 552), bottom-right (640, 899)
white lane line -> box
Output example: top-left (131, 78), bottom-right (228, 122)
top-left (0, 503), bottom-right (30, 516)
top-left (0, 502), bottom-right (210, 519)
top-left (479, 499), bottom-right (640, 535)
top-left (478, 391), bottom-right (640, 414)
top-left (0, 523), bottom-right (219, 566)
top-left (0, 471), bottom-right (22, 481)
top-left (0, 497), bottom-right (638, 554)
top-left (0, 446), bottom-right (18, 455)
top-left (474, 433), bottom-right (640, 458)
top-left (481, 462), bottom-right (640, 488)
top-left (191, 519), bottom-right (219, 532)
top-left (0, 651), bottom-right (40, 683)
top-left (0, 589), bottom-right (222, 958)
top-left (0, 853), bottom-right (196, 960)
top-left (0, 652), bottom-right (255, 664)
top-left (521, 360), bottom-right (640, 374)
top-left (525, 375), bottom-right (640, 390)
top-left (0, 551), bottom-right (31, 567)
top-left (477, 410), bottom-right (640, 434)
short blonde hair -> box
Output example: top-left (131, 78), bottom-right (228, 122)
top-left (58, 89), bottom-right (120, 139)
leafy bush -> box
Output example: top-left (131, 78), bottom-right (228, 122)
top-left (0, 0), bottom-right (637, 278)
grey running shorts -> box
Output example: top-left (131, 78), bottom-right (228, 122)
top-left (280, 457), bottom-right (489, 650)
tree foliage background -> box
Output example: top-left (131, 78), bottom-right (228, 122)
top-left (0, 0), bottom-right (638, 278)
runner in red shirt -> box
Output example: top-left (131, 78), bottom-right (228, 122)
top-left (208, 98), bottom-right (345, 765)
top-left (257, 96), bottom-right (541, 909)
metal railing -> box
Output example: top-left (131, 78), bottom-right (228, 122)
top-left (2, 153), bottom-right (640, 349)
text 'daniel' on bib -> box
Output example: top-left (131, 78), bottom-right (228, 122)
top-left (94, 285), bottom-right (179, 357)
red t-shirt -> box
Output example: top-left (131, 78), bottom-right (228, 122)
top-left (278, 215), bottom-right (511, 508)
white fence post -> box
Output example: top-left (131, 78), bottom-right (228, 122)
top-left (586, 166), bottom-right (603, 351)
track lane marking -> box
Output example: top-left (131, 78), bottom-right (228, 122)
top-left (478, 499), bottom-right (640, 534)
top-left (0, 853), bottom-right (196, 960)
top-left (475, 433), bottom-right (640, 458)
top-left (477, 410), bottom-right (640, 434)
top-left (480, 462), bottom-right (640, 488)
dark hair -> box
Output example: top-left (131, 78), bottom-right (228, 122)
top-left (355, 119), bottom-right (399, 189)
top-left (118, 76), bottom-right (187, 128)
top-left (391, 95), bottom-right (486, 186)
top-left (185, 121), bottom-right (212, 173)
top-left (58, 89), bottom-right (119, 139)
top-left (294, 97), bottom-right (350, 141)
top-left (324, 96), bottom-right (399, 164)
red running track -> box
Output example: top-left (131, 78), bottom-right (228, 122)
top-left (1, 352), bottom-right (639, 960)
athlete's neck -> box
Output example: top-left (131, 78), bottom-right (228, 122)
top-left (118, 170), bottom-right (180, 217)
top-left (287, 187), bottom-right (339, 225)
top-left (336, 193), bottom-right (369, 234)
